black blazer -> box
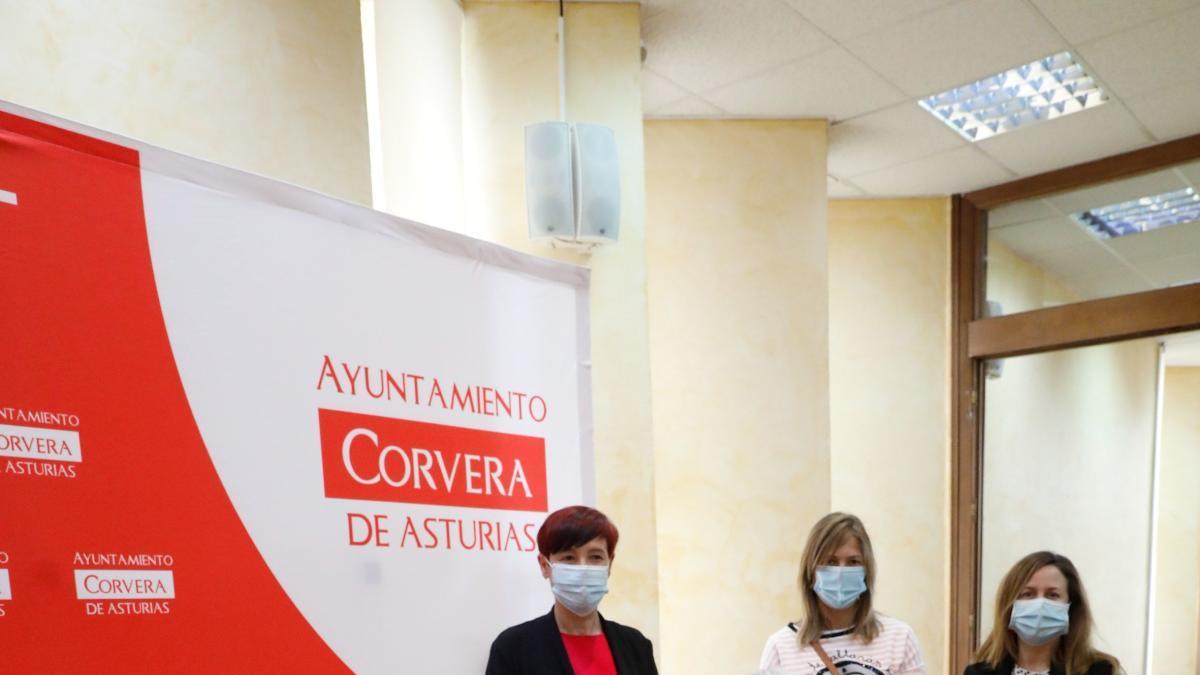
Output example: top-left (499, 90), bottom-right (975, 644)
top-left (964, 657), bottom-right (1115, 675)
top-left (485, 608), bottom-right (658, 675)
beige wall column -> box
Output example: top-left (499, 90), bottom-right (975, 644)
top-left (461, 1), bottom-right (661, 644)
top-left (369, 0), bottom-right (466, 232)
top-left (0, 0), bottom-right (371, 204)
top-left (828, 199), bottom-right (952, 675)
top-left (644, 119), bottom-right (830, 674)
top-left (1151, 367), bottom-right (1200, 675)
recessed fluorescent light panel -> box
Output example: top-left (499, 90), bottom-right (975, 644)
top-left (1074, 188), bottom-right (1200, 238)
top-left (919, 52), bottom-right (1107, 141)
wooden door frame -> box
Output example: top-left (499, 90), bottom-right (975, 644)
top-left (949, 133), bottom-right (1200, 675)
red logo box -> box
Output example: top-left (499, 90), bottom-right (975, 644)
top-left (319, 408), bottom-right (547, 512)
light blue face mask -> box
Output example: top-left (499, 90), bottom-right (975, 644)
top-left (1009, 598), bottom-right (1070, 646)
top-left (813, 565), bottom-right (867, 609)
top-left (549, 562), bottom-right (609, 616)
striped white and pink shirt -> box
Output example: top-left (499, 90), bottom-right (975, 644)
top-left (759, 614), bottom-right (925, 675)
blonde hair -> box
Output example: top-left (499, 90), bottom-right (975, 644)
top-left (795, 512), bottom-right (880, 645)
top-left (975, 551), bottom-right (1122, 675)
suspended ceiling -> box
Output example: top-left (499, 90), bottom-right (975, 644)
top-left (639, 0), bottom-right (1200, 197)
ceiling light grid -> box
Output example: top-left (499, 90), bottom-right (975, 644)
top-left (919, 52), bottom-right (1107, 141)
top-left (1074, 187), bottom-right (1200, 238)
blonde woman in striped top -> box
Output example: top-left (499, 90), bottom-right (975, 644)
top-left (759, 512), bottom-right (925, 675)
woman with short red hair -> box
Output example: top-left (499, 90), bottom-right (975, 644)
top-left (485, 505), bottom-right (658, 675)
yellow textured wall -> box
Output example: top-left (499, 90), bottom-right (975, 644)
top-left (461, 1), bottom-right (661, 645)
top-left (0, 0), bottom-right (371, 204)
top-left (644, 119), bottom-right (830, 675)
top-left (1151, 367), bottom-right (1200, 675)
top-left (828, 198), bottom-right (951, 675)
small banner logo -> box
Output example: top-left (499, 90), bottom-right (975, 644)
top-left (74, 570), bottom-right (175, 600)
top-left (0, 424), bottom-right (82, 463)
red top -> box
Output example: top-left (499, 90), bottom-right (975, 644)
top-left (560, 632), bottom-right (618, 675)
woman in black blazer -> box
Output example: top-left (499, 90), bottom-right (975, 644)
top-left (963, 551), bottom-right (1121, 675)
top-left (485, 505), bottom-right (657, 675)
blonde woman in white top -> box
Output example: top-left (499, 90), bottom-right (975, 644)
top-left (759, 512), bottom-right (925, 675)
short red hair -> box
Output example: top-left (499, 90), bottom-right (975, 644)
top-left (537, 505), bottom-right (619, 558)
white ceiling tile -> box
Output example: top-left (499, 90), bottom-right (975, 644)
top-left (646, 94), bottom-right (725, 117)
top-left (1043, 167), bottom-right (1187, 213)
top-left (642, 0), bottom-right (834, 93)
top-left (1140, 251), bottom-right (1200, 285)
top-left (1020, 240), bottom-right (1129, 280)
top-left (1027, 0), bottom-right (1197, 44)
top-left (785, 0), bottom-right (961, 42)
top-left (975, 102), bottom-right (1153, 176)
top-left (988, 199), bottom-right (1061, 228)
top-left (828, 175), bottom-right (866, 198)
top-left (991, 216), bottom-right (1096, 255)
top-left (1106, 221), bottom-right (1200, 263)
top-left (641, 0), bottom-right (695, 20)
top-left (642, 68), bottom-right (693, 112)
top-left (1124, 80), bottom-right (1200, 141)
top-left (1178, 160), bottom-right (1200, 187)
top-left (850, 146), bottom-right (1014, 196)
top-left (1062, 268), bottom-right (1155, 300)
top-left (844, 0), bottom-right (1066, 97)
top-left (829, 103), bottom-right (965, 177)
top-left (701, 47), bottom-right (906, 120)
top-left (1075, 6), bottom-right (1200, 99)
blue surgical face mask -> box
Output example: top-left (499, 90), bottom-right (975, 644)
top-left (549, 562), bottom-right (609, 616)
top-left (1009, 598), bottom-right (1070, 646)
top-left (813, 565), bottom-right (867, 610)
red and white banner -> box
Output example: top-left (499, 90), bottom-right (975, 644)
top-left (0, 100), bottom-right (594, 673)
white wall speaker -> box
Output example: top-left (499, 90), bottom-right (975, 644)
top-left (524, 121), bottom-right (574, 239)
top-left (572, 123), bottom-right (620, 243)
